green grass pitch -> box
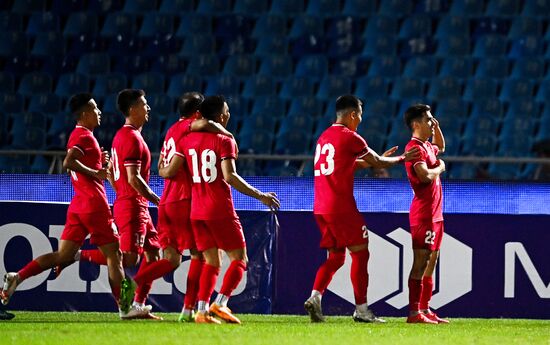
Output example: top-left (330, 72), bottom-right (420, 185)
top-left (0, 312), bottom-right (548, 345)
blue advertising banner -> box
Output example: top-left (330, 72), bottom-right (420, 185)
top-left (275, 211), bottom-right (550, 319)
top-left (0, 202), bottom-right (276, 314)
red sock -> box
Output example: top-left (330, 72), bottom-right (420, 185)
top-left (134, 258), bottom-right (153, 304)
top-left (184, 258), bottom-right (204, 309)
top-left (312, 251), bottom-right (346, 293)
top-left (220, 260), bottom-right (247, 296)
top-left (18, 260), bottom-right (44, 281)
top-left (197, 264), bottom-right (220, 303)
top-left (133, 259), bottom-right (174, 287)
top-left (419, 276), bottom-right (433, 310)
top-left (408, 278), bottom-right (423, 312)
top-left (350, 249), bottom-right (369, 305)
top-left (81, 249), bottom-right (107, 265)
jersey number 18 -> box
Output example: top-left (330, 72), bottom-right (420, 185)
top-left (189, 148), bottom-right (218, 183)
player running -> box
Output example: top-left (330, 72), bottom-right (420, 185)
top-left (1, 93), bottom-right (134, 314)
top-left (403, 104), bottom-right (449, 324)
top-left (305, 95), bottom-right (419, 323)
top-left (181, 95), bottom-right (280, 324)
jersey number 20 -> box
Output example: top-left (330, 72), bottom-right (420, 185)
top-left (314, 143), bottom-right (335, 176)
top-left (189, 148), bottom-right (217, 183)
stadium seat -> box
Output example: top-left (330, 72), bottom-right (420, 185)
top-left (505, 98), bottom-right (539, 119)
top-left (254, 35), bottom-right (289, 57)
top-left (176, 14), bottom-right (212, 37)
top-left (342, 0), bottom-right (377, 17)
top-left (158, 0), bottom-right (195, 13)
top-left (398, 15), bottom-right (432, 39)
top-left (226, 96), bottom-right (249, 119)
top-left (435, 15), bottom-right (469, 38)
top-left (270, 0), bottom-right (305, 17)
top-left (92, 73), bottom-right (127, 97)
top-left (222, 54), bottom-right (257, 77)
top-left (510, 58), bottom-right (545, 79)
top-left (288, 97), bottom-right (322, 116)
top-left (289, 15), bottom-right (323, 39)
top-left (9, 119), bottom-right (47, 149)
top-left (449, 0), bottom-right (485, 16)
top-left (508, 36), bottom-right (543, 58)
top-left (258, 55), bottom-right (293, 78)
top-left (279, 77), bottom-right (315, 99)
top-left (390, 78), bottom-right (425, 101)
top-left (239, 129), bottom-right (273, 154)
top-left (473, 35), bottom-right (508, 58)
top-left (463, 78), bottom-right (498, 101)
top-left (485, 0), bottom-right (520, 16)
top-left (205, 75), bottom-right (241, 97)
top-left (0, 72), bottom-right (15, 93)
top-left (499, 79), bottom-right (535, 102)
top-left (386, 125), bottom-right (410, 150)
top-left (427, 77), bottom-right (462, 100)
top-left (185, 55), bottom-right (220, 77)
top-left (316, 76), bottom-right (352, 100)
top-left (27, 12), bottom-right (60, 35)
top-left (131, 73), bottom-right (166, 94)
top-left (0, 31), bottom-right (29, 57)
top-left (487, 163), bottom-right (522, 180)
top-left (361, 34), bottom-right (397, 57)
top-left (0, 12), bottom-right (23, 31)
top-left (30, 155), bottom-right (52, 173)
top-left (147, 94), bottom-right (174, 116)
top-left (461, 133), bottom-right (498, 156)
top-left (55, 73), bottom-right (90, 97)
top-left (274, 129), bottom-right (311, 154)
top-left (239, 113), bottom-right (278, 137)
top-left (361, 113), bottom-right (390, 134)
top-left (367, 56), bottom-right (402, 78)
top-left (167, 73), bottom-right (203, 98)
top-left (508, 17), bottom-right (542, 39)
top-left (294, 55), bottom-right (328, 80)
top-left (0, 93), bottom-right (25, 113)
top-left (402, 56), bottom-right (437, 79)
top-left (436, 97), bottom-right (469, 118)
top-left (252, 14), bottom-right (286, 38)
top-left (305, 0), bottom-right (340, 17)
top-left (251, 96), bottom-right (285, 119)
top-left (11, 0), bottom-right (47, 13)
top-left (364, 15), bottom-right (398, 37)
top-left (357, 128), bottom-right (386, 153)
top-left (439, 57), bottom-right (473, 78)
top-left (51, 0), bottom-right (88, 14)
top-left (18, 72), bottom-right (53, 96)
top-left (278, 112), bottom-right (314, 135)
top-left (31, 32), bottom-right (65, 57)
top-left (435, 34), bottom-right (470, 57)
top-left (475, 57), bottom-right (509, 79)
top-left (440, 131), bottom-right (461, 156)
top-left (233, 0), bottom-right (269, 15)
top-left (28, 94), bottom-right (62, 113)
top-left (139, 13), bottom-right (175, 38)
top-left (522, 0), bottom-right (550, 16)
top-left (355, 76), bottom-right (389, 100)
top-left (470, 98), bottom-right (504, 119)
top-left (448, 163), bottom-right (478, 179)
top-left (378, 0), bottom-right (412, 17)
top-left (63, 12), bottom-right (98, 37)
top-left (197, 0), bottom-right (231, 14)
top-left (463, 114), bottom-right (499, 140)
top-left (150, 54), bottom-right (186, 75)
top-left (500, 115), bottom-right (537, 139)
top-left (242, 75), bottom-right (276, 99)
top-left (101, 13), bottom-right (137, 38)
top-left (47, 111), bottom-right (72, 148)
top-left (180, 34), bottom-right (216, 56)
top-left (123, 0), bottom-right (157, 13)
top-left (363, 98), bottom-right (396, 118)
top-left (535, 80), bottom-right (550, 103)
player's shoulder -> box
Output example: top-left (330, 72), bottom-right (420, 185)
top-left (405, 137), bottom-right (424, 149)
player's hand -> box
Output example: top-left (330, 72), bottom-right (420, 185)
top-left (437, 159), bottom-right (446, 172)
top-left (95, 168), bottom-right (109, 180)
top-left (402, 147), bottom-right (421, 162)
top-left (432, 117), bottom-right (440, 128)
top-left (260, 192), bottom-right (280, 212)
top-left (382, 146), bottom-right (398, 157)
top-left (151, 193), bottom-right (161, 206)
top-left (101, 148), bottom-right (110, 167)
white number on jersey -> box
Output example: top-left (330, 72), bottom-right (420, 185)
top-left (111, 148), bottom-right (120, 181)
top-left (162, 137), bottom-right (176, 168)
top-left (69, 170), bottom-right (78, 181)
top-left (189, 148), bottom-right (218, 183)
top-left (424, 230), bottom-right (436, 245)
top-left (314, 143), bottom-right (336, 176)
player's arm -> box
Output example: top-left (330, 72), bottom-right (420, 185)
top-left (158, 154), bottom-right (184, 178)
top-left (431, 117), bottom-right (445, 154)
top-left (221, 158), bottom-right (280, 211)
top-left (63, 147), bottom-right (109, 180)
top-left (190, 118), bottom-right (234, 139)
top-left (126, 166), bottom-right (160, 205)
top-left (414, 159), bottom-right (446, 183)
top-left (355, 146), bottom-right (398, 170)
top-left (360, 146), bottom-right (420, 169)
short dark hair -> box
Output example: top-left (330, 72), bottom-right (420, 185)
top-left (200, 95), bottom-right (226, 121)
top-left (335, 95), bottom-right (362, 115)
top-left (117, 89), bottom-right (145, 117)
top-left (404, 104), bottom-right (431, 130)
top-left (68, 93), bottom-right (93, 119)
top-left (178, 92), bottom-right (204, 118)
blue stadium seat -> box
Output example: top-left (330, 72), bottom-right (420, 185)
top-left (508, 36), bottom-right (543, 58)
top-left (11, 0), bottom-right (47, 13)
top-left (0, 31), bottom-right (29, 57)
top-left (312, 113), bottom-right (335, 138)
top-left (536, 115), bottom-right (550, 140)
top-left (305, 0), bottom-right (340, 17)
top-left (148, 94), bottom-right (174, 118)
top-left (363, 98), bottom-right (396, 118)
top-left (499, 79), bottom-right (534, 102)
top-left (222, 54), bottom-right (257, 77)
top-left (0, 73), bottom-right (14, 93)
top-left (342, 0), bottom-right (377, 17)
top-left (485, 0), bottom-right (520, 16)
top-left (435, 15), bottom-right (469, 38)
top-left (18, 72), bottom-right (52, 96)
top-left (463, 78), bottom-right (498, 101)
top-left (436, 97), bottom-right (469, 118)
top-left (289, 15), bottom-right (324, 39)
top-left (112, 55), bottom-right (149, 75)
top-left (294, 55), bottom-right (328, 81)
top-left (367, 56), bottom-right (402, 78)
top-left (51, 0), bottom-right (88, 14)
top-left (197, 0), bottom-right (231, 14)
top-left (274, 129), bottom-right (311, 154)
top-left (185, 55), bottom-right (219, 77)
top-left (505, 98), bottom-right (539, 120)
top-left (9, 114), bottom-right (47, 149)
top-left (64, 12), bottom-right (98, 37)
top-left (355, 76), bottom-right (389, 100)
top-left (150, 54), bottom-right (186, 75)
top-left (270, 0), bottom-right (305, 17)
top-left (239, 129), bottom-right (273, 154)
top-left (242, 75), bottom-right (276, 98)
top-left (176, 14), bottom-right (212, 37)
top-left (0, 154), bottom-right (32, 173)
top-left (226, 96), bottom-right (249, 119)
top-left (131, 73), bottom-right (166, 94)
top-left (205, 75), bottom-right (241, 97)
top-left (101, 95), bottom-right (118, 113)
top-left (510, 57), bottom-right (545, 79)
top-left (508, 17), bottom-right (542, 39)
top-left (66, 34), bottom-right (109, 57)
top-left (47, 111), bottom-right (72, 148)
top-left (214, 14), bottom-right (254, 39)
top-left (30, 155), bottom-right (52, 173)
top-left (402, 56), bottom-right (437, 79)
top-left (76, 53), bottom-right (111, 76)
top-left (449, 0), bottom-right (485, 16)
top-left (440, 131), bottom-right (461, 156)
top-left (254, 35), bottom-right (289, 57)
top-left (87, 0), bottom-right (124, 12)
top-left (487, 163), bottom-right (522, 180)
top-left (386, 124), bottom-right (410, 150)
top-left (180, 34), bottom-right (215, 56)
top-left (357, 128), bottom-right (386, 153)
top-left (167, 73), bottom-right (203, 98)
top-left (500, 115), bottom-right (536, 139)
top-left (398, 15), bottom-right (432, 39)
top-left (535, 80), bottom-right (550, 103)
top-left (55, 73), bottom-right (90, 97)
top-left (364, 15), bottom-right (398, 37)
top-left (28, 94), bottom-right (62, 113)
top-left (316, 76), bottom-right (352, 100)
top-left (233, 0), bottom-right (269, 15)
top-left (473, 34), bottom-right (508, 58)
top-left (278, 112), bottom-right (314, 135)
top-left (475, 57), bottom-right (509, 79)
top-left (435, 34), bottom-right (470, 57)
top-left (251, 96), bottom-right (285, 119)
top-left (258, 55), bottom-right (293, 78)
top-left (361, 34), bottom-right (397, 57)
top-left (138, 13), bottom-right (174, 38)
top-left (123, 0), bottom-right (157, 13)
top-left (470, 98), bottom-right (504, 119)
top-left (240, 112), bottom-right (278, 137)
top-left (447, 163), bottom-right (478, 179)
top-left (252, 14), bottom-right (286, 38)
top-left (438, 57), bottom-right (472, 78)
top-left (27, 12), bottom-right (60, 35)
top-left (0, 12), bottom-right (23, 31)
top-left (279, 77), bottom-right (314, 99)
top-left (101, 13), bottom-right (137, 38)
top-left (461, 133), bottom-right (498, 156)
top-left (0, 93), bottom-right (24, 113)
top-left (92, 73), bottom-right (127, 97)
top-left (159, 0), bottom-right (195, 13)
top-left (287, 97), bottom-right (322, 116)
top-left (427, 77), bottom-right (462, 100)
top-left (31, 32), bottom-right (65, 57)
top-left (141, 128), bottom-right (161, 153)
top-left (522, 0), bottom-right (550, 16)
top-left (378, 0), bottom-right (412, 17)
top-left (390, 78), bottom-right (425, 100)
top-left (361, 113), bottom-right (390, 134)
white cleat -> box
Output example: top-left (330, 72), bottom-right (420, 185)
top-left (353, 309), bottom-right (386, 323)
top-left (119, 305), bottom-right (151, 320)
top-left (1, 273), bottom-right (19, 305)
top-left (304, 296), bottom-right (325, 323)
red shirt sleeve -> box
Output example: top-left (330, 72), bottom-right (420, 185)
top-left (410, 142), bottom-right (428, 167)
top-left (122, 132), bottom-right (142, 167)
top-left (220, 136), bottom-right (237, 161)
top-left (68, 132), bottom-right (92, 155)
top-left (351, 132), bottom-right (370, 159)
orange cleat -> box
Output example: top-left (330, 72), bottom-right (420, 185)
top-left (406, 313), bottom-right (438, 324)
top-left (209, 304), bottom-right (241, 324)
top-left (195, 311), bottom-right (221, 324)
top-left (424, 310), bottom-right (449, 324)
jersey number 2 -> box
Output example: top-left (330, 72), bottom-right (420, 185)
top-left (189, 149), bottom-right (217, 183)
top-left (314, 143), bottom-right (335, 176)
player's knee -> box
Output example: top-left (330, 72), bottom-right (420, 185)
top-left (329, 252), bottom-right (346, 267)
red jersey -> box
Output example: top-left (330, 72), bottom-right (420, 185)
top-left (111, 124), bottom-right (151, 207)
top-left (405, 137), bottom-right (444, 225)
top-left (159, 118), bottom-right (193, 205)
top-left (66, 125), bottom-right (109, 213)
top-left (313, 124), bottom-right (371, 214)
top-left (181, 132), bottom-right (238, 220)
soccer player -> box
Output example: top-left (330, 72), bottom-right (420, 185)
top-left (130, 91), bottom-right (234, 323)
top-left (305, 95), bottom-right (419, 323)
top-left (1, 93), bottom-right (134, 314)
top-left (403, 104), bottom-right (449, 324)
top-left (181, 95), bottom-right (280, 324)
